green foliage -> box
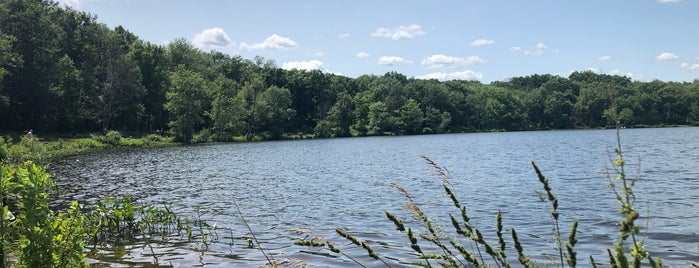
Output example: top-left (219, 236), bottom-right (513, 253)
top-left (1, 162), bottom-right (88, 267)
top-left (1, 0), bottom-right (698, 137)
top-left (96, 130), bottom-right (122, 146)
top-left (192, 128), bottom-right (213, 144)
top-left (0, 162), bottom-right (194, 267)
top-left (87, 195), bottom-right (185, 245)
top-left (602, 108), bottom-right (661, 268)
top-left (165, 67), bottom-right (211, 143)
top-left (0, 137), bottom-right (8, 161)
top-left (7, 136), bottom-right (49, 163)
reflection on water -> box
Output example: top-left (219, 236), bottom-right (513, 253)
top-left (50, 127), bottom-right (699, 267)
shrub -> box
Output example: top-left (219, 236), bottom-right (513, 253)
top-left (97, 130), bottom-right (122, 146)
top-left (1, 162), bottom-right (88, 267)
top-left (192, 128), bottom-right (212, 144)
top-left (146, 133), bottom-right (163, 142)
top-left (0, 137), bottom-right (8, 161)
top-left (7, 136), bottom-right (48, 163)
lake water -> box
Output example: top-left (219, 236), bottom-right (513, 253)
top-left (49, 127), bottom-right (699, 267)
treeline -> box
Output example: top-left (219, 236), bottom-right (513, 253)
top-left (1, 0), bottom-right (698, 143)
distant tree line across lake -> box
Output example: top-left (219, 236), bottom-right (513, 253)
top-left (1, 0), bottom-right (698, 143)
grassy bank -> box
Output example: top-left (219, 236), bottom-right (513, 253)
top-left (0, 130), bottom-right (176, 164)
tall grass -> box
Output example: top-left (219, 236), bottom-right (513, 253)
top-left (295, 125), bottom-right (667, 268)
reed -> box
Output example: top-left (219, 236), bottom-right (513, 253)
top-left (294, 125), bottom-right (672, 268)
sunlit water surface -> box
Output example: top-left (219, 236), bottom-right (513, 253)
top-left (50, 127), bottom-right (699, 267)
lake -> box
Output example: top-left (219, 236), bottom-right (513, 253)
top-left (49, 127), bottom-right (699, 267)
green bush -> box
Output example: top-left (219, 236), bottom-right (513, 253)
top-left (0, 137), bottom-right (8, 161)
top-left (7, 136), bottom-right (48, 163)
top-left (146, 133), bottom-right (163, 142)
top-left (97, 130), bottom-right (122, 146)
top-left (192, 128), bottom-right (212, 144)
top-left (1, 162), bottom-right (88, 267)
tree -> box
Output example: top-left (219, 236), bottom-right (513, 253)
top-left (87, 30), bottom-right (145, 130)
top-left (130, 40), bottom-right (170, 131)
top-left (255, 86), bottom-right (295, 139)
top-left (0, 33), bottom-right (21, 110)
top-left (235, 76), bottom-right (265, 139)
top-left (284, 69), bottom-right (331, 131)
top-left (423, 107), bottom-right (451, 134)
top-left (165, 68), bottom-right (210, 143)
top-left (48, 55), bottom-right (82, 130)
top-left (209, 76), bottom-right (246, 140)
top-left (0, 0), bottom-right (64, 130)
top-left (367, 101), bottom-right (394, 135)
top-left (325, 91), bottom-right (354, 137)
top-left (398, 99), bottom-right (424, 135)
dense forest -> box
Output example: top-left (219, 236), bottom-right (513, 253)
top-left (1, 0), bottom-right (698, 143)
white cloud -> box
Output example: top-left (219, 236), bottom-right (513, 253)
top-left (55, 0), bottom-right (80, 9)
top-left (577, 68), bottom-right (645, 81)
top-left (657, 0), bottom-right (683, 3)
top-left (192, 27), bottom-right (233, 48)
top-left (609, 69), bottom-right (644, 81)
top-left (338, 33), bottom-right (351, 39)
top-left (356, 52), bottom-right (370, 58)
top-left (656, 52), bottom-right (679, 61)
top-left (524, 42), bottom-right (549, 55)
top-left (471, 39), bottom-right (495, 47)
top-left (608, 69), bottom-right (643, 80)
top-left (598, 55), bottom-right (612, 61)
top-left (309, 51), bottom-right (325, 57)
top-left (680, 62), bottom-right (699, 70)
top-left (377, 56), bottom-right (411, 66)
top-left (281, 61), bottom-right (341, 75)
top-left (281, 60), bottom-right (325, 71)
top-left (417, 70), bottom-right (483, 81)
top-left (371, 24), bottom-right (425, 40)
top-left (420, 54), bottom-right (486, 69)
top-left (240, 34), bottom-right (298, 51)
top-left (511, 42), bottom-right (555, 56)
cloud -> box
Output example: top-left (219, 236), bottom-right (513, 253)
top-left (471, 39), bottom-right (495, 47)
top-left (281, 60), bottom-right (325, 71)
top-left (192, 27), bottom-right (233, 48)
top-left (416, 70), bottom-right (483, 81)
top-left (525, 42), bottom-right (549, 55)
top-left (371, 24), bottom-right (425, 40)
top-left (356, 52), bottom-right (370, 58)
top-left (338, 33), bottom-right (351, 39)
top-left (680, 62), bottom-right (699, 70)
top-left (584, 68), bottom-right (644, 81)
top-left (420, 54), bottom-right (486, 69)
top-left (598, 55), bottom-right (612, 61)
top-left (55, 0), bottom-right (80, 9)
top-left (240, 34), bottom-right (298, 51)
top-left (656, 52), bottom-right (679, 61)
top-left (657, 0), bottom-right (683, 3)
top-left (511, 42), bottom-right (556, 56)
top-left (378, 56), bottom-right (411, 66)
top-left (608, 69), bottom-right (643, 80)
top-left (309, 51), bottom-right (325, 57)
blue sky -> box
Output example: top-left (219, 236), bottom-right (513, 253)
top-left (57, 0), bottom-right (698, 83)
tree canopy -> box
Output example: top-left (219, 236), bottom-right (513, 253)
top-left (1, 0), bottom-right (698, 143)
